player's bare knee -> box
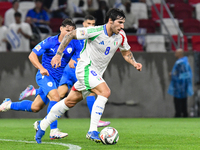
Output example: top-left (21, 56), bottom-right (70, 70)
top-left (51, 94), bottom-right (60, 102)
top-left (31, 107), bottom-right (41, 112)
top-left (101, 89), bottom-right (111, 98)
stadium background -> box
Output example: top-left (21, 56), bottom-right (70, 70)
top-left (1, 0), bottom-right (200, 118)
top-left (0, 52), bottom-right (195, 118)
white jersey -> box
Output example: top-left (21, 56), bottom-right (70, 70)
top-left (76, 24), bottom-right (130, 75)
top-left (0, 26), bottom-right (8, 52)
top-left (6, 22), bottom-right (33, 52)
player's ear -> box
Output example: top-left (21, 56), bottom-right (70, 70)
top-left (108, 18), bottom-right (113, 24)
top-left (60, 26), bottom-right (63, 32)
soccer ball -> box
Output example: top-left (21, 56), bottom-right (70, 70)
top-left (99, 127), bottom-right (119, 145)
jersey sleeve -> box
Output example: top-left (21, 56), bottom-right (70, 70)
top-left (118, 30), bottom-right (131, 51)
top-left (76, 26), bottom-right (103, 40)
top-left (32, 38), bottom-right (50, 56)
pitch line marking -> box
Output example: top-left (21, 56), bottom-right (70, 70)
top-left (0, 139), bottom-right (82, 150)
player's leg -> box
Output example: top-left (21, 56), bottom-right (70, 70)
top-left (36, 71), bottom-right (67, 139)
top-left (86, 82), bottom-right (110, 133)
top-left (46, 89), bottom-right (68, 139)
top-left (58, 65), bottom-right (76, 118)
top-left (85, 82), bottom-right (110, 143)
top-left (58, 84), bottom-right (69, 99)
top-left (86, 93), bottom-right (111, 127)
top-left (0, 95), bottom-right (45, 112)
top-left (35, 89), bottom-right (83, 143)
top-left (19, 85), bottom-right (36, 100)
top-left (58, 84), bottom-right (70, 118)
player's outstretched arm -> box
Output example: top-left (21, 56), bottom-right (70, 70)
top-left (121, 50), bottom-right (142, 71)
top-left (51, 30), bottom-right (77, 68)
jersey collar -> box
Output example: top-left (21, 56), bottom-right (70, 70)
top-left (103, 24), bottom-right (108, 36)
top-left (103, 24), bottom-right (115, 36)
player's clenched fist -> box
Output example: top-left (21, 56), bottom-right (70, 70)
top-left (51, 55), bottom-right (62, 68)
top-left (134, 62), bottom-right (142, 71)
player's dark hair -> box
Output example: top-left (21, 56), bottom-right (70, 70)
top-left (84, 15), bottom-right (96, 21)
top-left (14, 12), bottom-right (21, 17)
top-left (105, 8), bottom-right (125, 23)
top-left (61, 18), bottom-right (76, 29)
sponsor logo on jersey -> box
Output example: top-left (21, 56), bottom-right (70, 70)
top-left (99, 41), bottom-right (104, 45)
top-left (67, 47), bottom-right (72, 53)
top-left (80, 30), bottom-right (85, 36)
top-left (50, 48), bottom-right (55, 52)
top-left (47, 82), bottom-right (53, 87)
top-left (35, 45), bottom-right (41, 51)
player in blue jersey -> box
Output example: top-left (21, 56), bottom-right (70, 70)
top-left (19, 15), bottom-right (111, 127)
top-left (0, 18), bottom-right (82, 140)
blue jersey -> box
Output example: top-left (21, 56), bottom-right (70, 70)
top-left (33, 34), bottom-right (82, 105)
top-left (59, 39), bottom-right (85, 88)
top-left (33, 34), bottom-right (81, 84)
top-left (71, 39), bottom-right (85, 64)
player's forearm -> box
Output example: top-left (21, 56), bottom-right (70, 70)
top-left (28, 51), bottom-right (44, 70)
top-left (56, 30), bottom-right (77, 56)
top-left (122, 50), bottom-right (137, 66)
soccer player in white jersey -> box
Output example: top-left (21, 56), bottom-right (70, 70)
top-left (35, 8), bottom-right (142, 144)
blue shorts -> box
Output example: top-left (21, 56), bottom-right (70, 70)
top-left (35, 71), bottom-right (59, 105)
top-left (59, 65), bottom-right (77, 89)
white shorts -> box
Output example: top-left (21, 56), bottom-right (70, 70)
top-left (73, 60), bottom-right (105, 99)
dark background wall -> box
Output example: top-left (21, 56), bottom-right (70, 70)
top-left (0, 52), bottom-right (195, 118)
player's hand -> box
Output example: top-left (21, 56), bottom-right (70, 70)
top-left (68, 59), bottom-right (76, 68)
top-left (133, 62), bottom-right (142, 71)
top-left (40, 68), bottom-right (49, 76)
top-left (51, 55), bottom-right (62, 68)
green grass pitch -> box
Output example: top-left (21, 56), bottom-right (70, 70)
top-left (0, 118), bottom-right (200, 150)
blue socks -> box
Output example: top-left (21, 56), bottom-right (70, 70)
top-left (11, 100), bottom-right (33, 112)
top-left (86, 96), bottom-right (96, 114)
top-left (47, 101), bottom-right (58, 130)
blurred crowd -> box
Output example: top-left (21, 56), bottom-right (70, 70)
top-left (0, 0), bottom-right (144, 52)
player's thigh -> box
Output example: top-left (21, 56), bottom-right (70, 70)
top-left (58, 84), bottom-right (69, 98)
top-left (31, 95), bottom-right (46, 112)
top-left (64, 90), bottom-right (83, 108)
